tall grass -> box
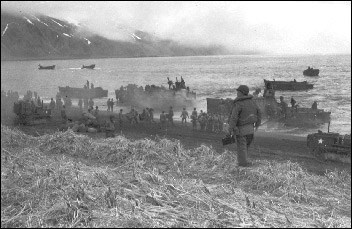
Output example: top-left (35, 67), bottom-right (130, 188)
top-left (1, 124), bottom-right (350, 227)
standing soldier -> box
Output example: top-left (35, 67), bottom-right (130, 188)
top-left (107, 98), bottom-right (111, 111)
top-left (160, 111), bottom-right (167, 130)
top-left (78, 98), bottom-right (83, 110)
top-left (49, 98), bottom-right (56, 110)
top-left (118, 109), bottom-right (124, 129)
top-left (61, 105), bottom-right (68, 123)
top-left (110, 98), bottom-right (114, 112)
top-left (206, 114), bottom-right (214, 132)
top-left (149, 108), bottom-right (154, 123)
top-left (168, 106), bottom-right (175, 127)
top-left (279, 96), bottom-right (288, 119)
top-left (228, 85), bottom-right (261, 167)
top-left (105, 115), bottom-right (115, 138)
top-left (83, 97), bottom-right (88, 109)
top-left (180, 107), bottom-right (189, 126)
top-left (191, 108), bottom-right (198, 130)
top-left (88, 98), bottom-right (94, 108)
top-left (213, 114), bottom-right (219, 133)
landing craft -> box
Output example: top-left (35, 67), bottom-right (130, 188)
top-left (38, 64), bottom-right (55, 70)
top-left (115, 78), bottom-right (196, 111)
top-left (58, 86), bottom-right (108, 99)
top-left (81, 64), bottom-right (95, 69)
top-left (264, 79), bottom-right (313, 91)
top-left (206, 93), bottom-right (331, 128)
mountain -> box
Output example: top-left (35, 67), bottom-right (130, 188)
top-left (1, 11), bottom-right (229, 61)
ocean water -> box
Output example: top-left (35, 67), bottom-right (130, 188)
top-left (1, 54), bottom-right (351, 136)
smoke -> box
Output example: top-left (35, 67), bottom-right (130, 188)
top-left (1, 1), bottom-right (351, 54)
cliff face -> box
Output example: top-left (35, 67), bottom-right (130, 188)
top-left (1, 11), bottom-right (228, 61)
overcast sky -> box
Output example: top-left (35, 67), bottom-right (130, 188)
top-left (2, 1), bottom-right (351, 55)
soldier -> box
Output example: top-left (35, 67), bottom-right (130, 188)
top-left (105, 115), bottom-right (115, 138)
top-left (191, 108), bottom-right (198, 130)
top-left (107, 98), bottom-right (111, 111)
top-left (279, 96), bottom-right (288, 119)
top-left (168, 106), bottom-right (175, 126)
top-left (88, 98), bottom-right (94, 108)
top-left (160, 111), bottom-right (167, 129)
top-left (199, 113), bottom-right (206, 131)
top-left (206, 114), bottom-right (214, 132)
top-left (49, 98), bottom-right (56, 110)
top-left (78, 98), bottom-right (83, 110)
top-left (149, 108), bottom-right (154, 123)
top-left (311, 101), bottom-right (318, 110)
top-left (213, 114), bottom-right (219, 133)
top-left (228, 85), bottom-right (261, 167)
top-left (180, 107), bottom-right (189, 126)
top-left (110, 98), bottom-right (114, 112)
top-left (290, 97), bottom-right (296, 108)
top-left (167, 77), bottom-right (174, 90)
top-left (118, 109), bottom-right (124, 129)
top-left (83, 97), bottom-right (88, 109)
top-left (61, 105), bottom-right (68, 123)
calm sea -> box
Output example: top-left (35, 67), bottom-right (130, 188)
top-left (1, 54), bottom-right (351, 136)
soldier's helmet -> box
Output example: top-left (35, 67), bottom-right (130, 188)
top-left (236, 85), bottom-right (249, 95)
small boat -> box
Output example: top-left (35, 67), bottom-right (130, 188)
top-left (81, 64), bottom-right (95, 69)
top-left (38, 64), bottom-right (55, 70)
top-left (59, 86), bottom-right (108, 99)
top-left (303, 67), bottom-right (319, 76)
top-left (264, 79), bottom-right (313, 91)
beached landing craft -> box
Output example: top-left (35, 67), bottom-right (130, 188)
top-left (206, 95), bottom-right (331, 128)
top-left (38, 64), bottom-right (55, 70)
top-left (303, 67), bottom-right (319, 76)
top-left (81, 64), bottom-right (95, 69)
top-left (307, 129), bottom-right (351, 164)
top-left (264, 79), bottom-right (313, 91)
top-left (58, 86), bottom-right (108, 99)
top-left (115, 83), bottom-right (197, 111)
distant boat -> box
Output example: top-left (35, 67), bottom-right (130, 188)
top-left (264, 79), bottom-right (313, 91)
top-left (38, 64), bottom-right (55, 70)
top-left (58, 86), bottom-right (108, 99)
top-left (303, 67), bottom-right (319, 76)
top-left (81, 64), bottom-right (95, 69)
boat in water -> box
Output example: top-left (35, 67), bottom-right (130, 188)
top-left (38, 64), bottom-right (55, 70)
top-left (115, 77), bottom-right (196, 111)
top-left (264, 79), bottom-right (313, 91)
top-left (58, 86), bottom-right (108, 99)
top-left (303, 67), bottom-right (319, 76)
top-left (81, 64), bottom-right (95, 69)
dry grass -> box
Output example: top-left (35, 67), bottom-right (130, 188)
top-left (1, 124), bottom-right (351, 228)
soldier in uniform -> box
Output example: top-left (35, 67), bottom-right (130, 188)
top-left (191, 108), bottom-right (198, 130)
top-left (180, 107), bottom-right (189, 126)
top-left (228, 85), bottom-right (261, 167)
top-left (279, 96), bottom-right (288, 119)
top-left (160, 111), bottom-right (167, 129)
top-left (311, 101), bottom-right (318, 110)
top-left (105, 115), bottom-right (115, 138)
top-left (168, 106), bottom-right (175, 127)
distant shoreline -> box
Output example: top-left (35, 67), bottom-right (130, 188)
top-left (1, 53), bottom-right (350, 62)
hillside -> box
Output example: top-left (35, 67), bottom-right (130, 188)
top-left (1, 11), bottom-right (228, 61)
top-left (1, 125), bottom-right (350, 227)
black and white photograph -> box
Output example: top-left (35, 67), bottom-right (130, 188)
top-left (1, 1), bottom-right (351, 227)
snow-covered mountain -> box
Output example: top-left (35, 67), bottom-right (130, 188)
top-left (1, 11), bottom-right (228, 60)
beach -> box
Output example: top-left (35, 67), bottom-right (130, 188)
top-left (9, 107), bottom-right (350, 176)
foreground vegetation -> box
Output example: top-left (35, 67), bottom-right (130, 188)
top-left (1, 125), bottom-right (351, 228)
